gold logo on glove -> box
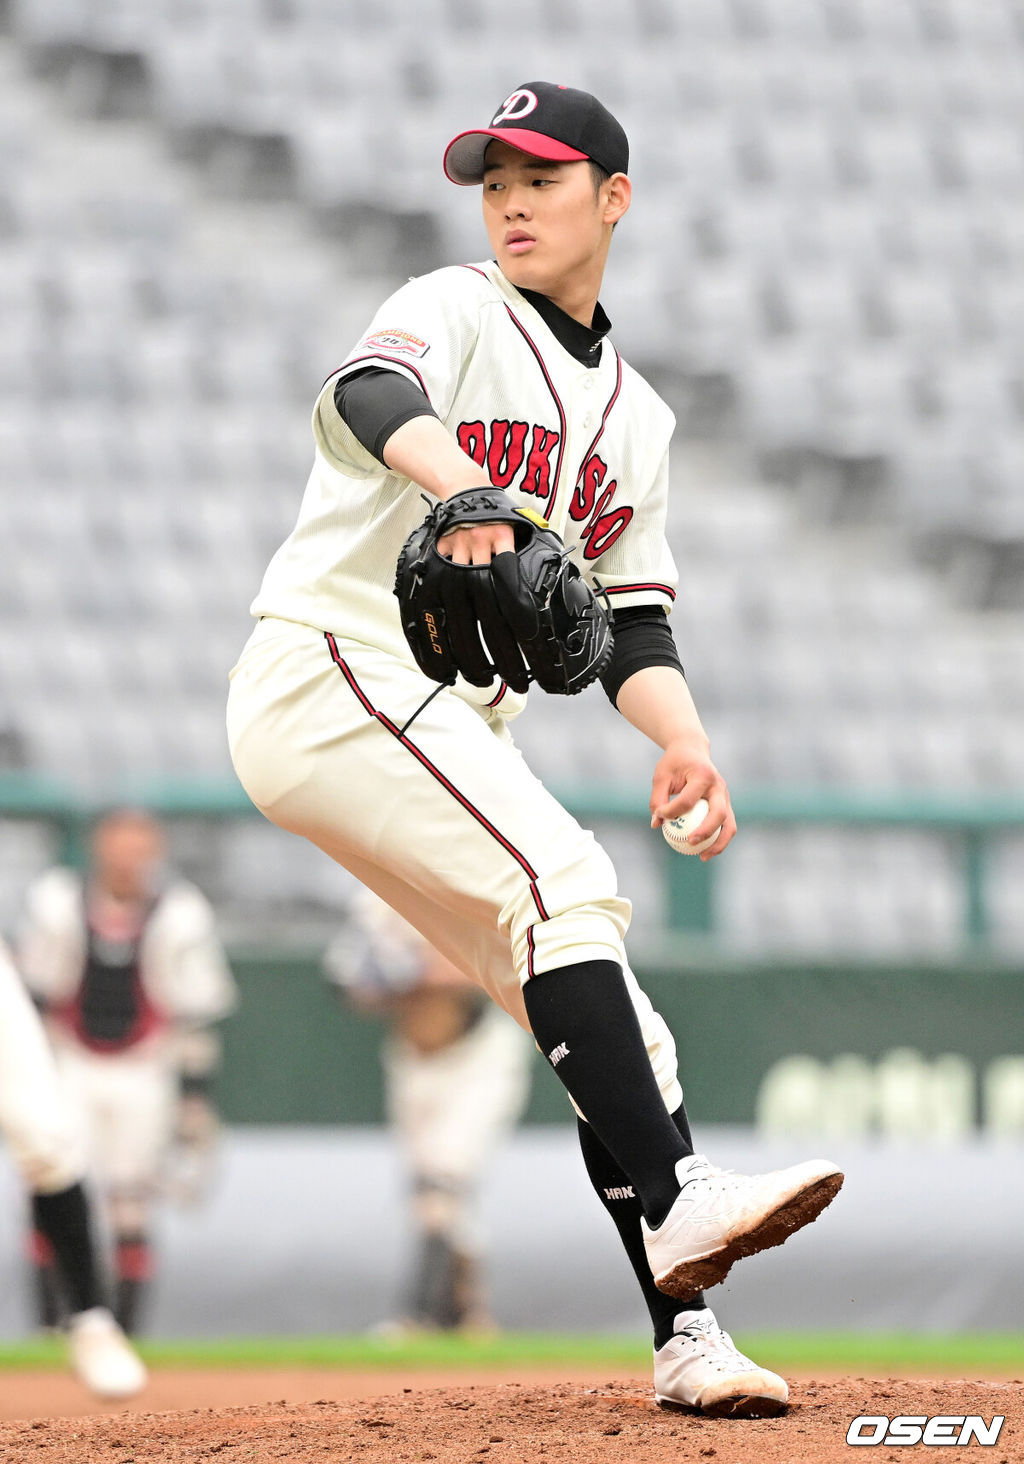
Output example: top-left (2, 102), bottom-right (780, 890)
top-left (515, 506), bottom-right (550, 530)
top-left (423, 612), bottom-right (445, 654)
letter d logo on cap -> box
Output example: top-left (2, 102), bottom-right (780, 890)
top-left (492, 89), bottom-right (538, 125)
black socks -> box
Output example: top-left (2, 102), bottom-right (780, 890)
top-left (522, 959), bottom-right (692, 1226)
top-left (30, 1182), bottom-right (103, 1317)
top-left (114, 1233), bottom-right (153, 1335)
top-left (577, 1104), bottom-right (707, 1350)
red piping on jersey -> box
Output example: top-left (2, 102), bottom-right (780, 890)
top-left (321, 354), bottom-right (433, 401)
top-left (502, 308), bottom-right (567, 512)
top-left (603, 579), bottom-right (676, 597)
top-left (577, 348), bottom-right (623, 480)
top-left (487, 682), bottom-right (509, 708)
top-left (324, 635), bottom-right (550, 950)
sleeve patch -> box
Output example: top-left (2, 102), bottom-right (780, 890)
top-left (361, 328), bottom-right (430, 359)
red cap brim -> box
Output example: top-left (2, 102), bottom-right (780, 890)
top-left (443, 127), bottom-right (589, 185)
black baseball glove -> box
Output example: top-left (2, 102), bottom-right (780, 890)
top-left (394, 487), bottom-right (613, 696)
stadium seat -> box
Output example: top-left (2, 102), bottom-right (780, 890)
top-left (849, 118), bottom-right (944, 196)
top-left (147, 23), bottom-right (232, 130)
top-left (736, 0), bottom-right (832, 44)
top-left (766, 263), bottom-right (869, 346)
top-left (733, 343), bottom-right (825, 453)
top-left (939, 0), bottom-right (1021, 52)
top-left (746, 117), bottom-right (846, 195)
top-left (0, 4), bottom-right (1022, 956)
top-left (676, 260), bottom-right (762, 372)
top-left (947, 120), bottom-right (1024, 195)
top-left (834, 0), bottom-right (923, 47)
top-left (10, 0), bottom-right (89, 46)
top-left (870, 266), bottom-right (965, 349)
top-left (814, 344), bottom-right (917, 459)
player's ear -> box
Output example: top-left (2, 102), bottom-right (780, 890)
top-left (603, 172), bottom-right (631, 227)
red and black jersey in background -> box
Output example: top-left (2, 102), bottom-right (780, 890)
top-left (51, 898), bottom-right (167, 1053)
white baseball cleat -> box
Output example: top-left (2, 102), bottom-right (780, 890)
top-left (654, 1308), bottom-right (788, 1417)
top-left (67, 1308), bottom-right (147, 1400)
top-left (642, 1153), bottom-right (844, 1301)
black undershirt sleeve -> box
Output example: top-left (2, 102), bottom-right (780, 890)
top-left (600, 606), bottom-right (684, 707)
top-left (333, 366), bottom-right (439, 464)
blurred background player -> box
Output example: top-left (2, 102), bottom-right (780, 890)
top-left (15, 807), bottom-right (237, 1335)
top-left (0, 934), bottom-right (145, 1398)
top-left (325, 888), bottom-right (531, 1333)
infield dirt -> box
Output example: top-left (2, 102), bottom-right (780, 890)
top-left (0, 1371), bottom-right (1020, 1462)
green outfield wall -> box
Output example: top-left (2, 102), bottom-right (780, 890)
top-left (218, 946), bottom-right (1024, 1135)
top-left (3, 775), bottom-right (1022, 1136)
top-left (3, 774), bottom-right (1023, 946)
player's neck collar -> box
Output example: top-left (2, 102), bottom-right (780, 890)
top-left (517, 286), bottom-right (611, 369)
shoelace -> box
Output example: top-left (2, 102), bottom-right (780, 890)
top-left (680, 1157), bottom-right (744, 1189)
top-left (676, 1319), bottom-right (758, 1373)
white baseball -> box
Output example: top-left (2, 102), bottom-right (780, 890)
top-left (661, 798), bottom-right (722, 856)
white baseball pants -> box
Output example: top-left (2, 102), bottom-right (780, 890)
top-left (227, 616), bottom-right (682, 1112)
top-left (48, 1041), bottom-right (178, 1193)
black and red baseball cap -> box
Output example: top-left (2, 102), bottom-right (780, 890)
top-left (444, 81), bottom-right (629, 185)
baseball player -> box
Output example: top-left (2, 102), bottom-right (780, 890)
top-left (0, 935), bottom-right (145, 1398)
top-left (15, 807), bottom-right (237, 1335)
top-left (227, 82), bottom-right (844, 1416)
top-left (325, 887), bottom-right (531, 1333)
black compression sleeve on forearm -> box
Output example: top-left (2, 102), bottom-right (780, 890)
top-left (333, 366), bottom-right (439, 464)
top-left (600, 606), bottom-right (685, 706)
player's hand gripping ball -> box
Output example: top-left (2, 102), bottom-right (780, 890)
top-left (661, 798), bottom-right (723, 856)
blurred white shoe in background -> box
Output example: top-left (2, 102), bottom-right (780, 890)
top-left (67, 1307), bottom-right (147, 1400)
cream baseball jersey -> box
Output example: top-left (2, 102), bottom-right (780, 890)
top-left (251, 260), bottom-right (679, 678)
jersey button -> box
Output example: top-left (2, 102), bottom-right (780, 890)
top-left (584, 376), bottom-right (595, 390)
top-left (583, 414), bottom-right (594, 428)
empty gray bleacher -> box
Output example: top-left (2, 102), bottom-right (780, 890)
top-left (0, 6), bottom-right (1022, 958)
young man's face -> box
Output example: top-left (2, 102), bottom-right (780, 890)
top-left (91, 812), bottom-right (166, 902)
top-left (480, 139), bottom-right (625, 303)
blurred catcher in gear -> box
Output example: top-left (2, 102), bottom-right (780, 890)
top-left (228, 80), bottom-right (843, 1416)
top-left (15, 807), bottom-right (237, 1334)
top-left (325, 887), bottom-right (531, 1332)
top-left (0, 935), bottom-right (145, 1399)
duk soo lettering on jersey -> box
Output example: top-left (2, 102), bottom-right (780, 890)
top-left (456, 418), bottom-right (633, 561)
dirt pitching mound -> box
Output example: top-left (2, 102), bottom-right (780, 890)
top-left (2, 1375), bottom-right (1020, 1463)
